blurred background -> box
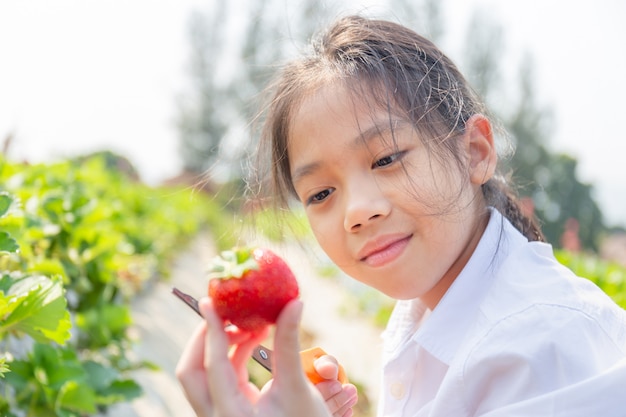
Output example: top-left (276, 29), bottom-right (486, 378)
top-left (1, 0), bottom-right (625, 243)
top-left (1, 1), bottom-right (625, 416)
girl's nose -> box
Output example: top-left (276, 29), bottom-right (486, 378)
top-left (343, 182), bottom-right (391, 232)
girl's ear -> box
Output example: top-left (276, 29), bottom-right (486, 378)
top-left (465, 114), bottom-right (497, 185)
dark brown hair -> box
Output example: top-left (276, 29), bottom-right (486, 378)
top-left (253, 15), bottom-right (544, 242)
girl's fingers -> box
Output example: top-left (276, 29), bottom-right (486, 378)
top-left (176, 319), bottom-right (208, 378)
top-left (271, 299), bottom-right (309, 388)
top-left (316, 381), bottom-right (358, 416)
top-left (230, 326), bottom-right (270, 385)
top-left (333, 384), bottom-right (358, 417)
top-left (175, 320), bottom-right (213, 414)
top-left (198, 298), bottom-right (244, 408)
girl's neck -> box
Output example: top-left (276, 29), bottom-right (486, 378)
top-left (420, 209), bottom-right (491, 310)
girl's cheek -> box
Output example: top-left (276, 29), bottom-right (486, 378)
top-left (311, 222), bottom-right (341, 254)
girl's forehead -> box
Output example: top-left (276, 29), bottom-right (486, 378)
top-left (287, 83), bottom-right (413, 164)
top-left (290, 85), bottom-right (369, 144)
top-left (290, 81), bottom-right (401, 132)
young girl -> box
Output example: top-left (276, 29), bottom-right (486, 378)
top-left (176, 15), bottom-right (626, 417)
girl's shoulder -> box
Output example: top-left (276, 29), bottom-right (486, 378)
top-left (456, 291), bottom-right (626, 414)
top-left (430, 212), bottom-right (626, 415)
top-left (491, 238), bottom-right (624, 320)
top-left (462, 210), bottom-right (625, 360)
top-left (470, 238), bottom-right (626, 364)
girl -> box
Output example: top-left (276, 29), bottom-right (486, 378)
top-left (176, 15), bottom-right (626, 417)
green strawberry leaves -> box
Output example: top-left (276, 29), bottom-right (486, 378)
top-left (0, 192), bottom-right (71, 345)
top-left (0, 273), bottom-right (71, 345)
top-left (4, 343), bottom-right (141, 415)
top-left (208, 247), bottom-right (260, 279)
top-left (0, 232), bottom-right (19, 254)
top-left (0, 192), bottom-right (19, 254)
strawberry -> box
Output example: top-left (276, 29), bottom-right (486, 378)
top-left (207, 247), bottom-right (299, 332)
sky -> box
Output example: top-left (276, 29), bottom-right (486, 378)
top-left (0, 0), bottom-right (625, 227)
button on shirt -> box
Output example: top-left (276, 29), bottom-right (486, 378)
top-left (378, 208), bottom-right (626, 417)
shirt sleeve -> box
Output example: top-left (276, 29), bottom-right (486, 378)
top-left (459, 304), bottom-right (626, 416)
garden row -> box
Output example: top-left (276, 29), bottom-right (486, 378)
top-left (0, 153), bottom-right (235, 417)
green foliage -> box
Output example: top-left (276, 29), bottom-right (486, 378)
top-left (0, 274), bottom-right (71, 345)
top-left (528, 155), bottom-right (604, 251)
top-left (4, 343), bottom-right (141, 416)
top-left (0, 356), bottom-right (8, 377)
top-left (0, 154), bottom-right (228, 415)
top-left (0, 191), bottom-right (74, 400)
top-left (1, 191), bottom-right (73, 390)
top-left (0, 193), bottom-right (19, 254)
top-left (556, 250), bottom-right (626, 309)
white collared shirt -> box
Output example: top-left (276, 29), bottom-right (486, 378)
top-left (378, 208), bottom-right (626, 417)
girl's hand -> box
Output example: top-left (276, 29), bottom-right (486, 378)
top-left (313, 356), bottom-right (359, 417)
top-left (176, 297), bottom-right (332, 417)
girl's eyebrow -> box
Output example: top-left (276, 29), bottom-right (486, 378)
top-left (291, 160), bottom-right (321, 185)
top-left (355, 121), bottom-right (397, 146)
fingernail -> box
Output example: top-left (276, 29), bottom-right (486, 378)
top-left (293, 298), bottom-right (303, 318)
top-left (198, 297), bottom-right (211, 317)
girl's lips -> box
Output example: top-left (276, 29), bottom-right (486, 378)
top-left (358, 234), bottom-right (412, 267)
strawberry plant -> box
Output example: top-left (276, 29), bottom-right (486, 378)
top-left (0, 191), bottom-right (76, 415)
top-left (0, 192), bottom-right (71, 347)
top-left (0, 154), bottom-right (235, 415)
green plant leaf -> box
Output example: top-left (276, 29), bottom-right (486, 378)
top-left (0, 396), bottom-right (14, 417)
top-left (75, 304), bottom-right (132, 347)
top-left (0, 274), bottom-right (72, 344)
top-left (0, 356), bottom-right (9, 377)
top-left (0, 193), bottom-right (19, 253)
top-left (0, 192), bottom-right (14, 218)
top-left (0, 230), bottom-right (19, 253)
top-left (28, 258), bottom-right (67, 279)
top-left (56, 380), bottom-right (97, 414)
top-left (96, 379), bottom-right (142, 405)
top-left (1, 358), bottom-right (32, 391)
top-left (83, 360), bottom-right (118, 392)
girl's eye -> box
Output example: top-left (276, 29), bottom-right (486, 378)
top-left (372, 151), bottom-right (405, 169)
top-left (307, 188), bottom-right (334, 205)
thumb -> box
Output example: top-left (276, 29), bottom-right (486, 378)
top-left (272, 299), bottom-right (308, 388)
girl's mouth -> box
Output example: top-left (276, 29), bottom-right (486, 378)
top-left (359, 234), bottom-right (412, 267)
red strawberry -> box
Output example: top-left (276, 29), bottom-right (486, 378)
top-left (207, 247), bottom-right (299, 332)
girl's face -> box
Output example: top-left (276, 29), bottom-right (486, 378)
top-left (287, 83), bottom-right (495, 307)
